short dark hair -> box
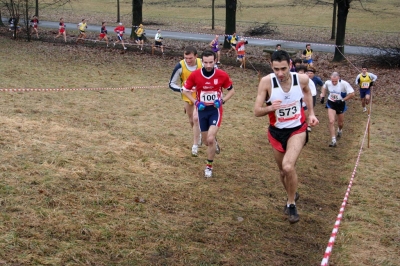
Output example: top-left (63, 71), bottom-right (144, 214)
top-left (293, 58), bottom-right (303, 65)
top-left (201, 50), bottom-right (216, 60)
top-left (184, 46), bottom-right (198, 56)
top-left (361, 65), bottom-right (368, 69)
top-left (296, 64), bottom-right (308, 73)
top-left (271, 50), bottom-right (290, 64)
top-left (276, 44), bottom-right (281, 48)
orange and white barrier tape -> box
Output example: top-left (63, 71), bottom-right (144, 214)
top-left (0, 85), bottom-right (165, 93)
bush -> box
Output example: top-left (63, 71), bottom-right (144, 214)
top-left (245, 22), bottom-right (276, 36)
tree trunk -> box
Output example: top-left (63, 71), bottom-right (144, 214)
top-left (333, 0), bottom-right (350, 62)
top-left (211, 0), bottom-right (215, 30)
top-left (25, 0), bottom-right (31, 41)
top-left (131, 0), bottom-right (143, 39)
top-left (0, 10), bottom-right (5, 27)
top-left (330, 0), bottom-right (337, 40)
top-left (224, 0), bottom-right (236, 49)
top-left (117, 0), bottom-right (120, 23)
top-left (35, 0), bottom-right (38, 17)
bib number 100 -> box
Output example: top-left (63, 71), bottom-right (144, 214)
top-left (201, 94), bottom-right (217, 102)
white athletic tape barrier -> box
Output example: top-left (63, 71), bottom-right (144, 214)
top-left (0, 85), bottom-right (165, 93)
top-left (320, 106), bottom-right (372, 266)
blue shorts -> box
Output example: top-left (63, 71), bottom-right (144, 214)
top-left (198, 105), bottom-right (222, 132)
top-left (360, 88), bottom-right (370, 98)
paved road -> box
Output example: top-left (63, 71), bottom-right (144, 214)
top-left (2, 18), bottom-right (381, 55)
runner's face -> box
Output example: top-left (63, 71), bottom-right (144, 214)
top-left (331, 76), bottom-right (339, 85)
top-left (272, 60), bottom-right (290, 82)
top-left (184, 53), bottom-right (197, 67)
top-left (202, 55), bottom-right (216, 72)
top-left (306, 71), bottom-right (314, 78)
top-left (362, 68), bottom-right (367, 75)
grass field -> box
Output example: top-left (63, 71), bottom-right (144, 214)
top-left (0, 29), bottom-right (399, 266)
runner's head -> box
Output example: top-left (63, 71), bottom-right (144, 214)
top-left (306, 43), bottom-right (311, 50)
top-left (306, 66), bottom-right (316, 78)
top-left (275, 44), bottom-right (281, 50)
top-left (201, 50), bottom-right (217, 72)
top-left (361, 66), bottom-right (368, 75)
top-left (183, 46), bottom-right (198, 67)
top-left (330, 72), bottom-right (340, 85)
top-left (271, 50), bottom-right (291, 82)
top-left (295, 64), bottom-right (307, 74)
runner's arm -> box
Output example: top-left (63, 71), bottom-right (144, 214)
top-left (222, 86), bottom-right (235, 104)
top-left (168, 64), bottom-right (183, 92)
top-left (300, 74), bottom-right (318, 126)
top-left (254, 75), bottom-right (279, 117)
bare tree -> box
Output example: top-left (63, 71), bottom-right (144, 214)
top-left (130, 0), bottom-right (143, 40)
top-left (333, 0), bottom-right (351, 62)
top-left (211, 0), bottom-right (215, 30)
top-left (224, 0), bottom-right (236, 49)
top-left (330, 0), bottom-right (337, 40)
top-left (117, 0), bottom-right (120, 23)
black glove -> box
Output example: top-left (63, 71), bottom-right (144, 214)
top-left (320, 97), bottom-right (325, 104)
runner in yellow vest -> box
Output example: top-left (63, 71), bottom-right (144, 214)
top-left (76, 19), bottom-right (87, 43)
top-left (169, 46), bottom-right (209, 157)
top-left (355, 66), bottom-right (378, 112)
top-left (301, 43), bottom-right (314, 66)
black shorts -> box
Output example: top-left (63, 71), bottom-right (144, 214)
top-left (326, 100), bottom-right (346, 114)
top-left (155, 41), bottom-right (162, 46)
top-left (268, 123), bottom-right (308, 152)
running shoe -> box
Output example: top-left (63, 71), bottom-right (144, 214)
top-left (215, 138), bottom-right (221, 154)
top-left (337, 131), bottom-right (342, 139)
top-left (288, 204), bottom-right (300, 224)
top-left (191, 145), bottom-right (198, 157)
top-left (204, 166), bottom-right (213, 178)
top-left (284, 192), bottom-right (300, 215)
top-left (363, 107), bottom-right (367, 112)
top-left (124, 47), bottom-right (127, 50)
top-left (307, 126), bottom-right (312, 132)
top-left (329, 141), bottom-right (337, 147)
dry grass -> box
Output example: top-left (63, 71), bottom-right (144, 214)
top-left (0, 31), bottom-right (399, 266)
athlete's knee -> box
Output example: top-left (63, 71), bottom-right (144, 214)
top-left (206, 134), bottom-right (215, 146)
top-left (282, 162), bottom-right (295, 176)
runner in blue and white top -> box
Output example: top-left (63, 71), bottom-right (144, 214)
top-left (320, 72), bottom-right (355, 147)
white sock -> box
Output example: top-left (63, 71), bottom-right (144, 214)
top-left (332, 137), bottom-right (336, 142)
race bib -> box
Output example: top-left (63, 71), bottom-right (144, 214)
top-left (200, 91), bottom-right (218, 104)
top-left (329, 93), bottom-right (340, 101)
top-left (361, 82), bottom-right (370, 89)
top-left (275, 101), bottom-right (301, 122)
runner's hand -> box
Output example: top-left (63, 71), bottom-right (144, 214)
top-left (195, 101), bottom-right (206, 111)
top-left (214, 99), bottom-right (222, 108)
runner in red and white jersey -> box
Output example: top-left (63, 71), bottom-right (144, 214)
top-left (182, 50), bottom-right (235, 178)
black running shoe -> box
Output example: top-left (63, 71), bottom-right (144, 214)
top-left (288, 204), bottom-right (300, 224)
top-left (284, 192), bottom-right (300, 215)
